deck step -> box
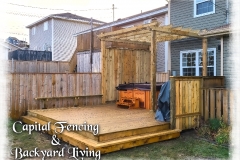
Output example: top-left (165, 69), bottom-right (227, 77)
top-left (26, 109), bottom-right (170, 142)
top-left (22, 115), bottom-right (180, 154)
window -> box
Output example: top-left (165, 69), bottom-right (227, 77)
top-left (32, 27), bottom-right (36, 35)
top-left (180, 48), bottom-right (216, 76)
top-left (143, 19), bottom-right (151, 24)
top-left (44, 21), bottom-right (48, 31)
top-left (194, 0), bottom-right (215, 17)
top-left (122, 25), bottom-right (134, 29)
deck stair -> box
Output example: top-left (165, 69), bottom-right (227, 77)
top-left (22, 104), bottom-right (181, 154)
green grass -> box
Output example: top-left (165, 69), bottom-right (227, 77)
top-left (8, 119), bottom-right (229, 160)
top-left (101, 130), bottom-right (229, 160)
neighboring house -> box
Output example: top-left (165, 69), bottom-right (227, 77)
top-left (0, 42), bottom-right (10, 60)
top-left (74, 5), bottom-right (169, 72)
top-left (169, 0), bottom-right (230, 87)
top-left (0, 39), bottom-right (22, 60)
top-left (7, 37), bottom-right (28, 48)
top-left (26, 13), bottom-right (105, 61)
top-left (5, 41), bottom-right (22, 53)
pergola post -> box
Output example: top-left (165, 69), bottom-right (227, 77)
top-left (150, 30), bottom-right (157, 111)
top-left (202, 38), bottom-right (208, 76)
top-left (101, 39), bottom-right (106, 103)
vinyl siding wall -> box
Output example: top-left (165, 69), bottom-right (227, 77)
top-left (171, 37), bottom-right (221, 76)
top-left (53, 19), bottom-right (97, 61)
top-left (29, 20), bottom-right (52, 51)
top-left (170, 0), bottom-right (228, 30)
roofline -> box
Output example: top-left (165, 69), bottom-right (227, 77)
top-left (5, 41), bottom-right (23, 49)
top-left (73, 6), bottom-right (168, 36)
top-left (26, 15), bottom-right (104, 28)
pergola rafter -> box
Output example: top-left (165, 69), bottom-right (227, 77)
top-left (98, 21), bottom-right (207, 111)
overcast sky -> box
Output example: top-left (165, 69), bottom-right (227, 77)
top-left (1, 0), bottom-right (167, 42)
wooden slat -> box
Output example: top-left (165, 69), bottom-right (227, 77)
top-left (222, 90), bottom-right (228, 124)
top-left (216, 89), bottom-right (222, 119)
top-left (202, 38), bottom-right (208, 76)
top-left (204, 89), bottom-right (209, 121)
top-left (210, 89), bottom-right (216, 119)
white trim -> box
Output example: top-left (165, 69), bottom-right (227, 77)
top-left (51, 19), bottom-right (54, 60)
top-left (194, 0), bottom-right (215, 18)
top-left (164, 13), bottom-right (169, 72)
top-left (180, 48), bottom-right (216, 76)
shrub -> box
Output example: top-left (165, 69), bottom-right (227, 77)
top-left (208, 118), bottom-right (221, 132)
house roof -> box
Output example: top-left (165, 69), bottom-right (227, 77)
top-left (73, 5), bottom-right (168, 36)
top-left (199, 24), bottom-right (230, 37)
top-left (26, 12), bottom-right (105, 28)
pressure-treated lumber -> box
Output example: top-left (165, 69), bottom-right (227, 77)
top-left (150, 30), bottom-right (157, 111)
top-left (101, 40), bottom-right (106, 103)
top-left (202, 38), bottom-right (208, 76)
top-left (22, 104), bottom-right (181, 154)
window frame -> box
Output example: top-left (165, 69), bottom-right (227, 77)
top-left (32, 27), bottom-right (36, 35)
top-left (194, 0), bottom-right (215, 18)
top-left (44, 21), bottom-right (48, 31)
top-left (180, 48), bottom-right (216, 76)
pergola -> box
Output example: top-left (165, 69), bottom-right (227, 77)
top-left (98, 20), bottom-right (207, 110)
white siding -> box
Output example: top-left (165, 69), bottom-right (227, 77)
top-left (53, 19), bottom-right (97, 61)
top-left (29, 20), bottom-right (52, 51)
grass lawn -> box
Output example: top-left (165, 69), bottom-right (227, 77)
top-left (8, 119), bottom-right (229, 160)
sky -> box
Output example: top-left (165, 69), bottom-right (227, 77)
top-left (1, 0), bottom-right (167, 42)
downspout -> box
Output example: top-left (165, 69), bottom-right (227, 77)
top-left (51, 18), bottom-right (54, 61)
top-left (221, 36), bottom-right (224, 76)
top-left (90, 17), bottom-right (93, 72)
top-left (166, 0), bottom-right (171, 74)
top-left (226, 0), bottom-right (229, 24)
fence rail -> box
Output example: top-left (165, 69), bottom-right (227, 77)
top-left (9, 73), bottom-right (102, 119)
top-left (202, 88), bottom-right (231, 124)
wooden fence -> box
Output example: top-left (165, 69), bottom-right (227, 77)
top-left (170, 76), bottom-right (225, 130)
top-left (202, 88), bottom-right (231, 124)
top-left (9, 73), bottom-right (102, 119)
top-left (7, 60), bottom-right (70, 73)
top-left (156, 72), bottom-right (169, 82)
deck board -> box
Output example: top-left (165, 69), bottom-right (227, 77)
top-left (28, 103), bottom-right (168, 134)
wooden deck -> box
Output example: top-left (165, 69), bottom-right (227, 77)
top-left (22, 104), bottom-right (181, 154)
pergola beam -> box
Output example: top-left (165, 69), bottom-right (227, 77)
top-left (101, 38), bottom-right (150, 45)
top-left (98, 21), bottom-right (159, 38)
top-left (150, 26), bottom-right (201, 38)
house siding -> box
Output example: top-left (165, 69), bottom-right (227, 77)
top-left (171, 37), bottom-right (221, 76)
top-left (223, 36), bottom-right (231, 88)
top-left (170, 0), bottom-right (228, 30)
top-left (29, 20), bottom-right (52, 51)
top-left (53, 19), bottom-right (96, 61)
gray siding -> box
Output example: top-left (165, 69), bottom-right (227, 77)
top-left (157, 42), bottom-right (165, 72)
top-left (171, 38), bottom-right (221, 76)
top-left (53, 19), bottom-right (96, 61)
top-left (170, 0), bottom-right (228, 29)
top-left (29, 20), bottom-right (52, 51)
top-left (223, 36), bottom-right (231, 88)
